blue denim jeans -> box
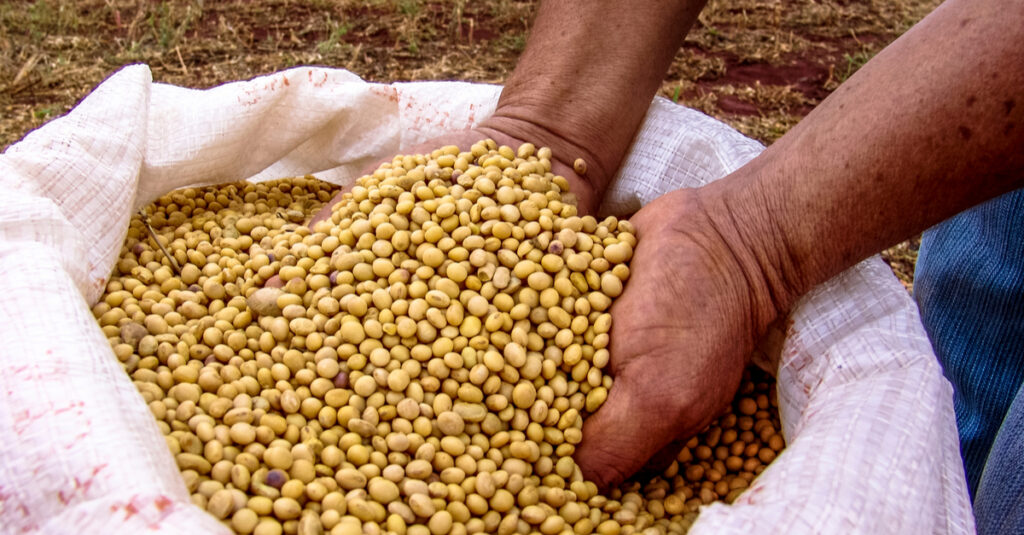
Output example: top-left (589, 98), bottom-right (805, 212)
top-left (915, 189), bottom-right (1024, 535)
top-left (974, 380), bottom-right (1024, 534)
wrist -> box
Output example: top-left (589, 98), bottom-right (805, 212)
top-left (692, 173), bottom-right (807, 335)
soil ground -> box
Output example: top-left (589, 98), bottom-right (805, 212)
top-left (1, 0), bottom-right (939, 288)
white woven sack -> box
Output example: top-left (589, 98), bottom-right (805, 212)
top-left (0, 65), bottom-right (972, 534)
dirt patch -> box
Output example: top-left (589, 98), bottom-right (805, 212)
top-left (722, 59), bottom-right (823, 94)
top-left (679, 50), bottom-right (830, 117)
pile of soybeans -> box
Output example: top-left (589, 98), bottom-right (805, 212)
top-left (93, 140), bottom-right (784, 535)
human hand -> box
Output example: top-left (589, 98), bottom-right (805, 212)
top-left (574, 185), bottom-right (785, 489)
top-left (308, 117), bottom-right (601, 230)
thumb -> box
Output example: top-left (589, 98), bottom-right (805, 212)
top-left (573, 365), bottom-right (681, 489)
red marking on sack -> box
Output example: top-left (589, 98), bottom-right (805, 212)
top-left (15, 503), bottom-right (31, 524)
top-left (12, 408), bottom-right (40, 436)
top-left (0, 486), bottom-right (35, 527)
top-left (125, 498), bottom-right (141, 518)
top-left (109, 499), bottom-right (139, 519)
top-left (153, 495), bottom-right (173, 513)
top-left (308, 70), bottom-right (328, 87)
top-left (369, 86), bottom-right (400, 103)
top-left (72, 464), bottom-right (106, 495)
top-left (148, 495), bottom-right (177, 528)
top-left (59, 466), bottom-right (105, 505)
top-left (54, 400), bottom-right (85, 415)
top-left (282, 76), bottom-right (290, 86)
top-left (238, 86), bottom-right (260, 107)
top-left (72, 475), bottom-right (94, 496)
top-left (72, 427), bottom-right (91, 445)
top-left (105, 495), bottom-right (177, 528)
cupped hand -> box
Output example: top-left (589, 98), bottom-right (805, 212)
top-left (308, 119), bottom-right (600, 229)
top-left (574, 186), bottom-right (782, 489)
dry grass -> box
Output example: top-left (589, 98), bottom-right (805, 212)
top-left (1, 0), bottom-right (939, 287)
top-left (0, 0), bottom-right (533, 145)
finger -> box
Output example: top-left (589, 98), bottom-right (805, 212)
top-left (633, 438), bottom-right (689, 482)
top-left (573, 367), bottom-right (680, 490)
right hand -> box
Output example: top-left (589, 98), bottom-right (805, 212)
top-left (308, 116), bottom-right (604, 229)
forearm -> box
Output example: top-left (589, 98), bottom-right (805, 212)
top-left (482, 0), bottom-right (707, 212)
top-left (706, 0), bottom-right (1024, 317)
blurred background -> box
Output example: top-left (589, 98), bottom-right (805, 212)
top-left (0, 0), bottom-right (937, 286)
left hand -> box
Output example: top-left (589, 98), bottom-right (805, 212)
top-left (573, 185), bottom-right (783, 488)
